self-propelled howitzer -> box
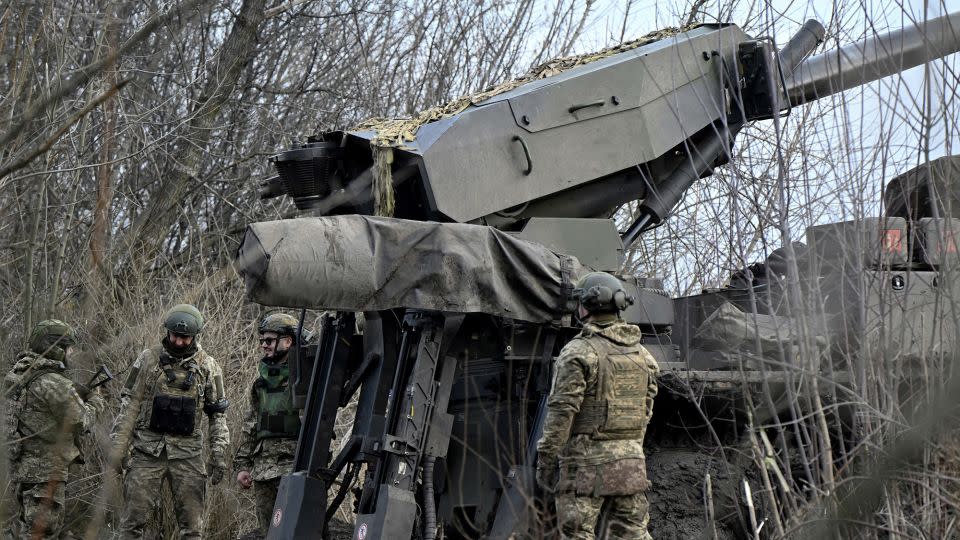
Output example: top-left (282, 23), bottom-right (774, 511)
top-left (235, 12), bottom-right (960, 539)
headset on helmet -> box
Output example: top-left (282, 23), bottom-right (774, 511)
top-left (572, 272), bottom-right (636, 313)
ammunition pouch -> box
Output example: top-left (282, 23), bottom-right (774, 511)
top-left (257, 411), bottom-right (301, 439)
top-left (149, 394), bottom-right (197, 436)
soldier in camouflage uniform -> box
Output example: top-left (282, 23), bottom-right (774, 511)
top-left (234, 313), bottom-right (302, 537)
top-left (4, 320), bottom-right (105, 540)
top-left (536, 272), bottom-right (659, 540)
top-left (111, 304), bottom-right (230, 539)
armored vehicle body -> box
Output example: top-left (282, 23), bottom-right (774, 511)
top-left (234, 12), bottom-right (960, 539)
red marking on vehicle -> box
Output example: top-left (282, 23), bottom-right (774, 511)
top-left (273, 509), bottom-right (282, 528)
top-left (945, 230), bottom-right (958, 253)
top-left (882, 229), bottom-right (903, 254)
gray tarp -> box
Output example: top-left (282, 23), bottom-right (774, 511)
top-left (693, 301), bottom-right (826, 360)
top-left (234, 215), bottom-right (584, 323)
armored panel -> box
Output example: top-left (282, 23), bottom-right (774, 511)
top-left (413, 25), bottom-right (748, 223)
top-left (885, 156), bottom-right (960, 218)
top-left (806, 217), bottom-right (909, 270)
top-left (918, 217), bottom-right (960, 267)
top-left (860, 270), bottom-right (960, 361)
top-left (513, 217), bottom-right (623, 271)
top-left (621, 283), bottom-right (674, 329)
top-left (488, 26), bottom-right (733, 133)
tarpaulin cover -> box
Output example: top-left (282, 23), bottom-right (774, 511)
top-left (234, 215), bottom-right (584, 323)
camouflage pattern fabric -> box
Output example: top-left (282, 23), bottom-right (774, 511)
top-left (5, 481), bottom-right (66, 540)
top-left (119, 450), bottom-right (206, 539)
top-left (5, 352), bottom-right (104, 482)
top-left (112, 344), bottom-right (230, 538)
top-left (555, 492), bottom-right (651, 540)
top-left (3, 351), bottom-right (103, 540)
top-left (234, 437), bottom-right (297, 482)
top-left (234, 356), bottom-right (298, 534)
top-left (536, 319), bottom-right (659, 537)
top-left (253, 477), bottom-right (282, 533)
top-left (112, 345), bottom-right (230, 460)
top-left (233, 357), bottom-right (298, 482)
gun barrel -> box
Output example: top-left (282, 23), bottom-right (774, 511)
top-left (785, 11), bottom-right (960, 105)
top-left (779, 19), bottom-right (826, 76)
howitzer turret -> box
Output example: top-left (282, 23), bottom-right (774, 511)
top-left (236, 12), bottom-right (960, 540)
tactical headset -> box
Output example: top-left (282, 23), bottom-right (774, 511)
top-left (573, 273), bottom-right (636, 313)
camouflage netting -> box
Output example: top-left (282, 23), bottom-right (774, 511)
top-left (352, 26), bottom-right (691, 216)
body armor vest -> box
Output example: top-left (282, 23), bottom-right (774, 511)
top-left (569, 336), bottom-right (651, 440)
top-left (148, 353), bottom-right (201, 436)
top-left (255, 360), bottom-right (301, 440)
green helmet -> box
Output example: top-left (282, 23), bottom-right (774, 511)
top-left (572, 272), bottom-right (635, 314)
top-left (259, 313), bottom-right (299, 337)
top-left (29, 319), bottom-right (76, 361)
top-left (163, 304), bottom-right (205, 336)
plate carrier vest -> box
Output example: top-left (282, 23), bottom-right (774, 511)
top-left (255, 360), bottom-right (301, 440)
top-left (569, 335), bottom-right (651, 440)
top-left (148, 352), bottom-right (202, 436)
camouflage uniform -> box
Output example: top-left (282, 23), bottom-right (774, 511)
top-left (4, 351), bottom-right (104, 540)
top-left (234, 357), bottom-right (300, 534)
top-left (112, 342), bottom-right (230, 539)
top-left (536, 318), bottom-right (659, 540)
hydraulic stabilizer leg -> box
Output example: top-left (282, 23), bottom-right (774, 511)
top-left (269, 313), bottom-right (357, 539)
top-left (353, 311), bottom-right (460, 540)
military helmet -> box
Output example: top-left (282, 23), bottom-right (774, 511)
top-left (163, 304), bottom-right (205, 336)
top-left (29, 319), bottom-right (76, 361)
top-left (572, 272), bottom-right (635, 314)
top-left (259, 313), bottom-right (299, 337)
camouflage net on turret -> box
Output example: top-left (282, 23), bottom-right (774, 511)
top-left (354, 26), bottom-right (690, 216)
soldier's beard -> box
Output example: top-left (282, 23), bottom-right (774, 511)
top-left (263, 347), bottom-right (289, 363)
top-left (162, 336), bottom-right (198, 358)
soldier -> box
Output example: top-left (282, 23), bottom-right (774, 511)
top-left (112, 304), bottom-right (230, 539)
top-left (3, 319), bottom-right (104, 539)
top-left (535, 272), bottom-right (659, 540)
top-left (234, 313), bottom-right (302, 538)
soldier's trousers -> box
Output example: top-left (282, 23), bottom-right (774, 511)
top-left (555, 491), bottom-right (651, 540)
top-left (5, 481), bottom-right (65, 540)
top-left (253, 478), bottom-right (281, 534)
top-left (119, 450), bottom-right (206, 539)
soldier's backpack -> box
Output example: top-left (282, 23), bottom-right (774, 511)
top-left (3, 366), bottom-right (60, 462)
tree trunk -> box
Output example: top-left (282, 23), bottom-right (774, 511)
top-left (121, 0), bottom-right (268, 270)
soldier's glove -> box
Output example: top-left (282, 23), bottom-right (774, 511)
top-left (535, 455), bottom-right (559, 493)
top-left (209, 455), bottom-right (227, 485)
